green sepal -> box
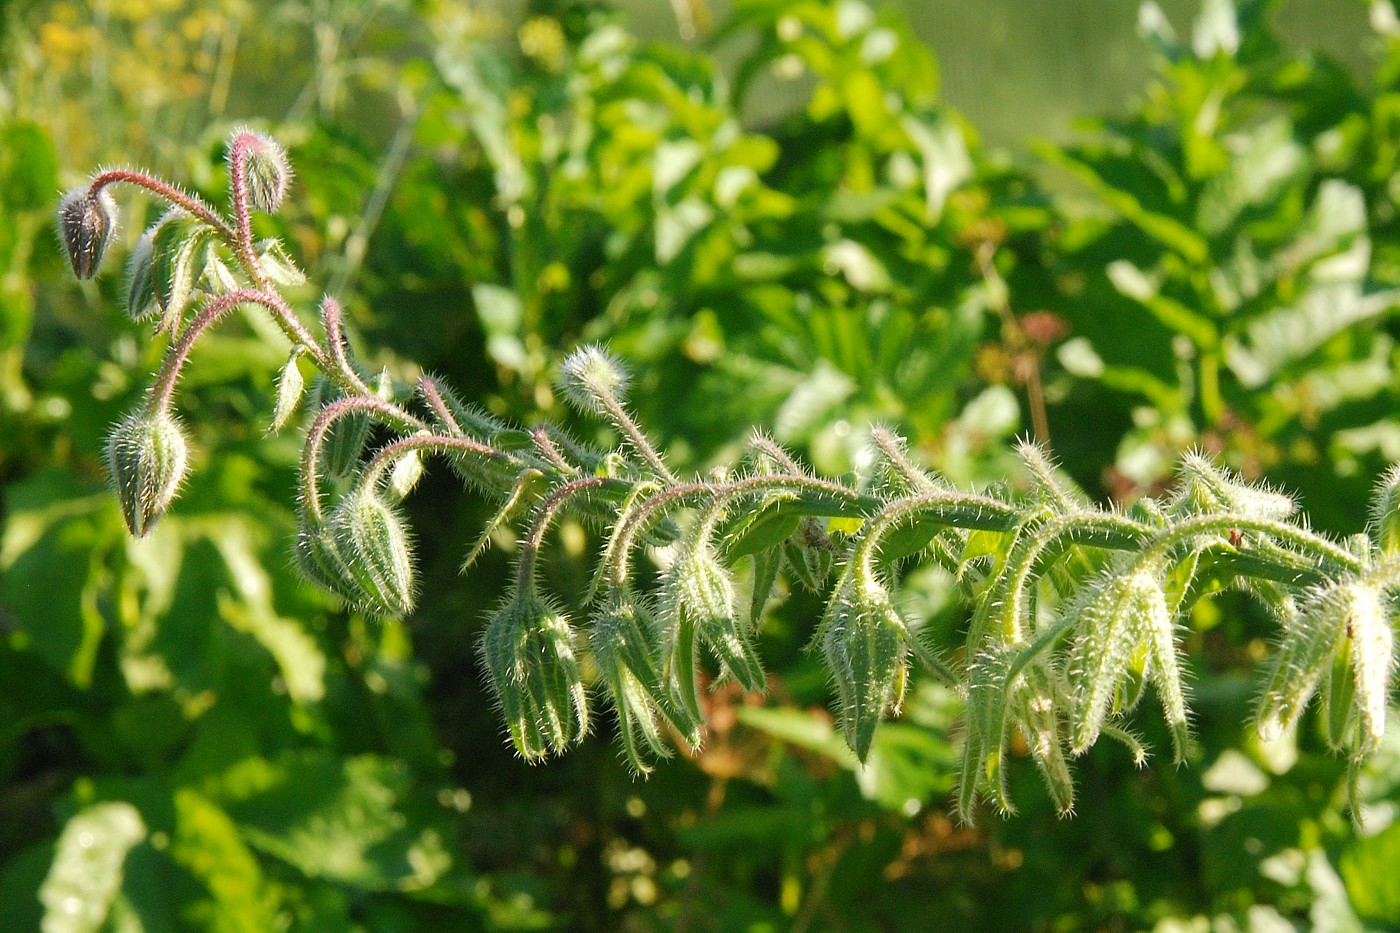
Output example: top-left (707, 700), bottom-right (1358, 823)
top-left (481, 586), bottom-right (589, 760)
top-left (817, 571), bottom-right (909, 762)
top-left (104, 408), bottom-right (190, 538)
top-left (661, 545), bottom-right (766, 694)
top-left (330, 490), bottom-right (415, 617)
top-left (269, 348), bottom-right (306, 433)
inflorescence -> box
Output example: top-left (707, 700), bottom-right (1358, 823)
top-left (60, 130), bottom-right (1400, 822)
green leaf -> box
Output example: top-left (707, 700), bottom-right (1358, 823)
top-left (208, 519), bottom-right (327, 703)
top-left (211, 753), bottom-right (452, 891)
top-left (722, 497), bottom-right (803, 560)
top-left (39, 802), bottom-right (146, 933)
top-left (0, 473), bottom-right (116, 685)
top-left (1038, 144), bottom-right (1210, 263)
top-left (1341, 821), bottom-right (1400, 923)
top-left (170, 789), bottom-right (279, 933)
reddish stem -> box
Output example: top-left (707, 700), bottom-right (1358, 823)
top-left (88, 170), bottom-right (235, 242)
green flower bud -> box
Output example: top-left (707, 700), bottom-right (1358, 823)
top-left (1259, 581), bottom-right (1394, 758)
top-left (662, 545), bottom-right (765, 720)
top-left (57, 186), bottom-right (118, 279)
top-left (1066, 565), bottom-right (1170, 754)
top-left (104, 409), bottom-right (189, 537)
top-left (481, 587), bottom-right (589, 760)
top-left (234, 131), bottom-right (292, 214)
top-left (591, 597), bottom-right (692, 771)
top-left (292, 518), bottom-right (375, 607)
top-left (1010, 663), bottom-right (1074, 816)
top-left (1368, 464), bottom-right (1400, 554)
top-left (330, 490), bottom-right (415, 618)
top-left (1170, 454), bottom-right (1294, 523)
top-left (818, 574), bottom-right (909, 762)
top-left (557, 344), bottom-right (630, 415)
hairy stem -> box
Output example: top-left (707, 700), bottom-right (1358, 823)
top-left (88, 170), bottom-right (235, 242)
top-left (516, 476), bottom-right (613, 591)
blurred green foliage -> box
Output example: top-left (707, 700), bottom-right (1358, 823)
top-left (4, 0), bottom-right (1400, 930)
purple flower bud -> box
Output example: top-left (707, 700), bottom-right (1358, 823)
top-left (231, 131), bottom-right (292, 214)
top-left (57, 187), bottom-right (118, 279)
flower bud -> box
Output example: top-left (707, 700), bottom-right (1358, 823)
top-left (330, 491), bottom-right (415, 617)
top-left (481, 587), bottom-right (589, 760)
top-left (1368, 464), bottom-right (1400, 554)
top-left (557, 345), bottom-right (630, 415)
top-left (292, 518), bottom-right (374, 607)
top-left (590, 597), bottom-right (691, 771)
top-left (1170, 454), bottom-right (1294, 523)
top-left (818, 575), bottom-right (908, 762)
top-left (662, 545), bottom-right (766, 713)
top-left (1066, 567), bottom-right (1169, 754)
top-left (57, 186), bottom-right (118, 279)
top-left (233, 131), bottom-right (292, 214)
top-left (104, 409), bottom-right (189, 537)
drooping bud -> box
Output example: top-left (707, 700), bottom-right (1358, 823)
top-left (232, 131), bottom-right (292, 214)
top-left (1009, 663), bottom-right (1075, 815)
top-left (590, 597), bottom-right (694, 772)
top-left (557, 344), bottom-right (630, 415)
top-left (480, 586), bottom-right (589, 760)
top-left (292, 518), bottom-right (374, 607)
top-left (1065, 564), bottom-right (1169, 754)
top-left (818, 573), bottom-right (909, 762)
top-left (57, 186), bottom-right (118, 279)
top-left (1368, 463), bottom-right (1400, 554)
top-left (330, 490), bottom-right (415, 617)
top-left (661, 543), bottom-right (766, 711)
top-left (1256, 580), bottom-right (1394, 757)
top-left (1170, 453), bottom-right (1295, 523)
top-left (104, 409), bottom-right (189, 537)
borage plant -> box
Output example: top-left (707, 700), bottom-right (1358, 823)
top-left (59, 130), bottom-right (1400, 822)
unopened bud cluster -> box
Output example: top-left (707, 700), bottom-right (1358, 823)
top-left (62, 131), bottom-right (1400, 822)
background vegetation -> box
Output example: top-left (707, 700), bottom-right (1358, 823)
top-left (4, 0), bottom-right (1400, 929)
